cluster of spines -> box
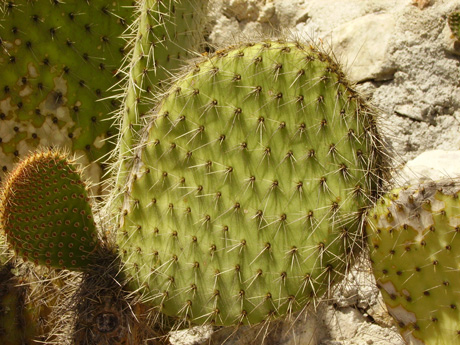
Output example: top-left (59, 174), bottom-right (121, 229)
top-left (0, 149), bottom-right (98, 270)
top-left (366, 183), bottom-right (460, 345)
top-left (117, 40), bottom-right (386, 326)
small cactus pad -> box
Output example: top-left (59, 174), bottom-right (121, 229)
top-left (448, 11), bottom-right (460, 40)
top-left (0, 149), bottom-right (98, 270)
top-left (0, 0), bottom-right (133, 187)
top-left (367, 183), bottom-right (460, 345)
top-left (118, 41), bottom-right (385, 326)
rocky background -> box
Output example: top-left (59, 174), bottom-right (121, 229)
top-left (168, 0), bottom-right (460, 344)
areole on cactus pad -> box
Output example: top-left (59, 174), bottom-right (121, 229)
top-left (0, 149), bottom-right (98, 270)
top-left (117, 40), bottom-right (387, 326)
top-left (367, 182), bottom-right (460, 345)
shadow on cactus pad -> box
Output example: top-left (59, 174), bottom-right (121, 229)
top-left (0, 0), bottom-right (134, 190)
top-left (71, 246), bottom-right (173, 345)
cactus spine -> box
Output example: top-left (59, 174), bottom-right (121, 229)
top-left (117, 40), bottom-right (386, 326)
top-left (367, 182), bottom-right (460, 345)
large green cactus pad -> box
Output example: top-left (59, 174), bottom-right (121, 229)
top-left (118, 41), bottom-right (385, 326)
top-left (0, 0), bottom-right (133, 187)
top-left (0, 149), bottom-right (98, 270)
top-left (367, 183), bottom-right (460, 345)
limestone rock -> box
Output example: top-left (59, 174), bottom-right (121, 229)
top-left (397, 150), bottom-right (460, 184)
top-left (331, 13), bottom-right (396, 82)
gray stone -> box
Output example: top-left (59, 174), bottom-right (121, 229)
top-left (205, 312), bottom-right (325, 345)
top-left (331, 13), bottom-right (396, 82)
top-left (394, 104), bottom-right (425, 122)
top-left (397, 150), bottom-right (460, 185)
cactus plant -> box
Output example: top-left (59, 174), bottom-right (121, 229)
top-left (112, 0), bottom-right (209, 206)
top-left (0, 148), bottom-right (99, 270)
top-left (117, 40), bottom-right (386, 326)
top-left (366, 182), bottom-right (460, 345)
top-left (0, 0), bottom-right (134, 189)
top-left (0, 241), bottom-right (37, 345)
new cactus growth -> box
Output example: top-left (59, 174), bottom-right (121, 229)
top-left (0, 0), bottom-right (133, 188)
top-left (367, 182), bottom-right (460, 345)
top-left (0, 149), bottom-right (98, 270)
top-left (117, 40), bottom-right (386, 326)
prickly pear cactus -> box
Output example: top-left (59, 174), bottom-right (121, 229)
top-left (117, 41), bottom-right (386, 326)
top-left (367, 182), bottom-right (460, 345)
top-left (0, 149), bottom-right (98, 270)
top-left (448, 11), bottom-right (460, 40)
top-left (113, 0), bottom-right (209, 202)
top-left (0, 0), bottom-right (133, 188)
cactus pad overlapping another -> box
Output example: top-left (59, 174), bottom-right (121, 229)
top-left (0, 0), bottom-right (133, 188)
top-left (117, 40), bottom-right (386, 326)
top-left (0, 149), bottom-right (98, 270)
top-left (367, 182), bottom-right (460, 345)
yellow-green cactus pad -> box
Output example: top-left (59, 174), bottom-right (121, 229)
top-left (0, 149), bottom-right (98, 270)
top-left (367, 183), bottom-right (460, 345)
top-left (118, 41), bottom-right (386, 326)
